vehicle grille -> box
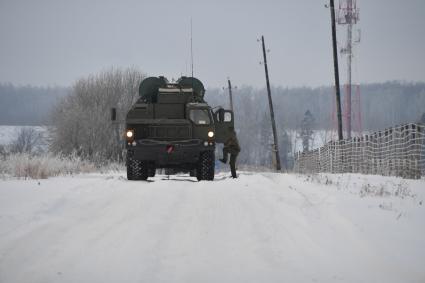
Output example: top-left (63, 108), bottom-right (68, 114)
top-left (135, 125), bottom-right (191, 139)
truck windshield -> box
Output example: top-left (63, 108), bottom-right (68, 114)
top-left (189, 109), bottom-right (211, 125)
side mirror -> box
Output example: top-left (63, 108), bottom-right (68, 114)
top-left (218, 109), bottom-right (225, 122)
top-left (111, 108), bottom-right (117, 121)
top-left (224, 112), bottom-right (232, 122)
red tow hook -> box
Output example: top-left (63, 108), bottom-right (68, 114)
top-left (166, 145), bottom-right (174, 154)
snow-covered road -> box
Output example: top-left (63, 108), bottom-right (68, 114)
top-left (0, 172), bottom-right (424, 283)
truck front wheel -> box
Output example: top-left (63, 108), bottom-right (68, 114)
top-left (197, 151), bottom-right (215, 181)
top-left (126, 152), bottom-right (148, 181)
top-left (148, 163), bottom-right (156, 177)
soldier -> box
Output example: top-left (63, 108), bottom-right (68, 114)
top-left (219, 128), bottom-right (241, 178)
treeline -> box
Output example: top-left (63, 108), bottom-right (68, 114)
top-left (206, 81), bottom-right (425, 131)
top-left (2, 81), bottom-right (424, 131)
top-left (1, 72), bottom-right (424, 168)
top-left (0, 83), bottom-right (69, 125)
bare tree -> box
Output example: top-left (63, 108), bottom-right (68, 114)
top-left (299, 110), bottom-right (315, 152)
top-left (10, 127), bottom-right (41, 154)
top-left (50, 67), bottom-right (145, 162)
top-left (0, 144), bottom-right (7, 159)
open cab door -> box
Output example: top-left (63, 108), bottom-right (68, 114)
top-left (213, 108), bottom-right (234, 143)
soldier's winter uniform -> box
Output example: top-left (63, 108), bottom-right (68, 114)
top-left (220, 130), bottom-right (240, 178)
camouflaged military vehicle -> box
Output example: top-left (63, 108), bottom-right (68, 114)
top-left (114, 76), bottom-right (234, 181)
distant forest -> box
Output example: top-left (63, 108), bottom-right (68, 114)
top-left (206, 82), bottom-right (425, 132)
top-left (1, 81), bottom-right (424, 130)
top-left (0, 83), bottom-right (69, 125)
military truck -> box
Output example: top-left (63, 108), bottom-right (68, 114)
top-left (112, 76), bottom-right (234, 181)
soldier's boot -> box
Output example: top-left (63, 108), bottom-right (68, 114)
top-left (230, 155), bottom-right (237, 178)
top-left (230, 166), bottom-right (237, 178)
top-left (220, 153), bottom-right (228, 164)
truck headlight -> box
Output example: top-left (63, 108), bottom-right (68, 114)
top-left (126, 129), bottom-right (134, 139)
top-left (208, 131), bottom-right (214, 138)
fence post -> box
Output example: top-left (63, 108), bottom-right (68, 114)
top-left (384, 129), bottom-right (389, 176)
top-left (390, 128), bottom-right (393, 175)
top-left (329, 142), bottom-right (332, 173)
top-left (318, 147), bottom-right (321, 172)
top-left (412, 124), bottom-right (420, 179)
top-left (395, 125), bottom-right (401, 177)
top-left (420, 124), bottom-right (425, 177)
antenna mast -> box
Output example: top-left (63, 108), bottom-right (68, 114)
top-left (190, 18), bottom-right (194, 79)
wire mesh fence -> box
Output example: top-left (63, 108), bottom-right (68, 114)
top-left (294, 123), bottom-right (425, 179)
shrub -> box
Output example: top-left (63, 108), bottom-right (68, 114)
top-left (0, 153), bottom-right (97, 179)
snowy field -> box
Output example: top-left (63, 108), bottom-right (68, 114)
top-left (0, 172), bottom-right (424, 283)
top-left (0, 125), bottom-right (48, 145)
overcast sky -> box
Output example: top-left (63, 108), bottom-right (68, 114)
top-left (0, 0), bottom-right (424, 88)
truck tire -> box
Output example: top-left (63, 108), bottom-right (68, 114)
top-left (148, 164), bottom-right (156, 177)
top-left (127, 152), bottom-right (148, 181)
top-left (197, 151), bottom-right (215, 181)
top-left (138, 161), bottom-right (149, 180)
top-left (126, 155), bottom-right (139, 180)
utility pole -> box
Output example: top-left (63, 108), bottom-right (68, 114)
top-left (337, 0), bottom-right (360, 139)
top-left (227, 79), bottom-right (234, 112)
top-left (261, 35), bottom-right (281, 171)
top-left (346, 11), bottom-right (353, 139)
top-left (329, 0), bottom-right (344, 141)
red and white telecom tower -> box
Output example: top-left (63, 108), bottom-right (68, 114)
top-left (337, 0), bottom-right (362, 138)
